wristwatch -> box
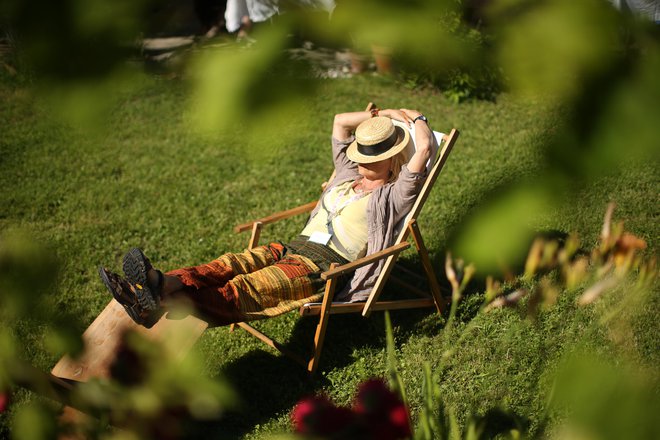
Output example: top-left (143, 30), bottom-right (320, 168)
top-left (413, 115), bottom-right (428, 124)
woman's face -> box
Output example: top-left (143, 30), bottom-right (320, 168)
top-left (358, 158), bottom-right (391, 181)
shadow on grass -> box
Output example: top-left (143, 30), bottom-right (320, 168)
top-left (188, 298), bottom-right (445, 437)
top-left (181, 171), bottom-right (582, 436)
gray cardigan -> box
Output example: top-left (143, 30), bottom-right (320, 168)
top-left (307, 136), bottom-right (428, 302)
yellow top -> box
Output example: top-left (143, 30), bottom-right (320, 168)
top-left (301, 181), bottom-right (371, 261)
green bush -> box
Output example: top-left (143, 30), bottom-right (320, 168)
top-left (396, 6), bottom-right (502, 103)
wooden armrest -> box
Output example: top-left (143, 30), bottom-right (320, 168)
top-left (321, 242), bottom-right (410, 280)
top-left (234, 201), bottom-right (318, 233)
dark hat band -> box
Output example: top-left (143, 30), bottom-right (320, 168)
top-left (356, 129), bottom-right (399, 156)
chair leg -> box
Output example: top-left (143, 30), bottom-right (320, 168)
top-left (234, 322), bottom-right (307, 367)
top-left (408, 220), bottom-right (445, 315)
top-left (308, 264), bottom-right (339, 374)
top-left (248, 221), bottom-right (263, 250)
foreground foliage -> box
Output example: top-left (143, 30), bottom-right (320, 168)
top-left (288, 204), bottom-right (657, 440)
top-left (1, 0), bottom-right (658, 438)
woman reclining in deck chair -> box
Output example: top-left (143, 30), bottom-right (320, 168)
top-left (99, 108), bottom-right (438, 328)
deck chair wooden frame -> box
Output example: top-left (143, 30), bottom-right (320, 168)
top-left (232, 102), bottom-right (459, 374)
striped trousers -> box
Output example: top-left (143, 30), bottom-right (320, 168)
top-left (166, 243), bottom-right (328, 326)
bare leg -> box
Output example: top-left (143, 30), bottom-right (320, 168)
top-left (237, 15), bottom-right (252, 40)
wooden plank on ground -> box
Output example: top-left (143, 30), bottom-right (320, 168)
top-left (52, 299), bottom-right (208, 382)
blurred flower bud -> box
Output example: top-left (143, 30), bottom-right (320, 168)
top-left (0, 391), bottom-right (10, 413)
top-left (540, 240), bottom-right (559, 269)
top-left (460, 264), bottom-right (476, 292)
top-left (600, 203), bottom-right (615, 240)
top-left (485, 276), bottom-right (503, 303)
top-left (564, 256), bottom-right (589, 290)
top-left (540, 278), bottom-right (559, 310)
top-left (613, 233), bottom-right (647, 268)
top-left (524, 238), bottom-right (544, 279)
top-left (445, 253), bottom-right (459, 292)
top-left (558, 233), bottom-right (580, 265)
top-left (485, 289), bottom-right (528, 312)
top-left (578, 276), bottom-right (618, 306)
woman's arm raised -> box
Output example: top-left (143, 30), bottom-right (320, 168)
top-left (332, 107), bottom-right (436, 174)
top-left (332, 111), bottom-right (371, 141)
top-left (398, 108), bottom-right (435, 174)
top-left (332, 108), bottom-right (414, 141)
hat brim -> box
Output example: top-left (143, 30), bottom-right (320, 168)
top-left (346, 119), bottom-right (412, 164)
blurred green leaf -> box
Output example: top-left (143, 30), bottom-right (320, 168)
top-left (325, 0), bottom-right (473, 71)
top-left (189, 24), bottom-right (314, 138)
top-left (6, 0), bottom-right (152, 80)
top-left (12, 401), bottom-right (57, 440)
top-left (492, 0), bottom-right (619, 99)
top-left (585, 43), bottom-right (660, 177)
top-left (0, 332), bottom-right (17, 389)
top-left (0, 230), bottom-right (58, 317)
top-left (73, 0), bottom-right (147, 37)
top-left (1, 0), bottom-right (659, 437)
top-left (453, 182), bottom-right (555, 275)
top-left (550, 351), bottom-right (660, 440)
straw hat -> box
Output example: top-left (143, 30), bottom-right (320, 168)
top-left (346, 117), bottom-right (412, 164)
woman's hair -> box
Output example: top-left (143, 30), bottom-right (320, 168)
top-left (388, 148), bottom-right (411, 183)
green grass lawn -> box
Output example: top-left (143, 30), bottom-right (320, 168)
top-left (0, 72), bottom-right (657, 438)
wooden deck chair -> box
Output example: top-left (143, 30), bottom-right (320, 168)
top-left (232, 102), bottom-right (460, 374)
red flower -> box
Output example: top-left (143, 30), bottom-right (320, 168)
top-left (354, 379), bottom-right (411, 440)
top-left (292, 379), bottom-right (412, 439)
top-left (354, 379), bottom-right (399, 417)
top-left (389, 404), bottom-right (412, 438)
top-left (0, 392), bottom-right (10, 413)
top-left (292, 395), bottom-right (355, 437)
